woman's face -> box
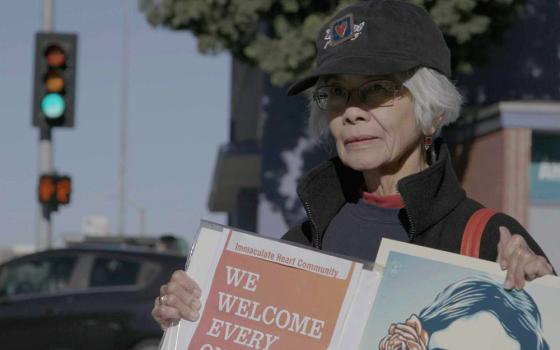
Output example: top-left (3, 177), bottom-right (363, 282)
top-left (322, 74), bottom-right (423, 172)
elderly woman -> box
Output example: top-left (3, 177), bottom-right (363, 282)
top-left (152, 0), bottom-right (554, 329)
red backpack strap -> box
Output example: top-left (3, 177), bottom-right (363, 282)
top-left (460, 208), bottom-right (497, 258)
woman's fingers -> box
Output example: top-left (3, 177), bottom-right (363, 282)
top-left (164, 292), bottom-right (201, 321)
top-left (496, 227), bottom-right (511, 269)
top-left (498, 227), bottom-right (552, 290)
top-left (170, 270), bottom-right (202, 296)
top-left (165, 271), bottom-right (203, 320)
top-left (152, 297), bottom-right (181, 330)
top-left (523, 256), bottom-right (554, 282)
top-left (500, 228), bottom-right (530, 261)
top-left (512, 249), bottom-right (534, 290)
top-left (152, 270), bottom-right (203, 329)
top-left (167, 279), bottom-right (202, 311)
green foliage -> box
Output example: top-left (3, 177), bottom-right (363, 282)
top-left (139, 0), bottom-right (524, 85)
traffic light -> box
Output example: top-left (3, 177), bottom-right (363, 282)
top-left (38, 174), bottom-right (72, 212)
top-left (32, 32), bottom-right (78, 128)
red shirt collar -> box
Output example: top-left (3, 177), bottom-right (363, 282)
top-left (361, 191), bottom-right (404, 209)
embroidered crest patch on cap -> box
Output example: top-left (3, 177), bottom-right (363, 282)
top-left (288, 0), bottom-right (452, 96)
top-left (324, 14), bottom-right (365, 49)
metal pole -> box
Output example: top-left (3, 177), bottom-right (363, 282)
top-left (139, 207), bottom-right (146, 237)
top-left (123, 198), bottom-right (147, 237)
top-left (37, 0), bottom-right (55, 250)
top-left (117, 0), bottom-right (129, 237)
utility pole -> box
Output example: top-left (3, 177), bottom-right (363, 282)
top-left (139, 207), bottom-right (146, 237)
top-left (36, 0), bottom-right (55, 250)
top-left (117, 0), bottom-right (129, 237)
top-left (34, 1), bottom-right (76, 250)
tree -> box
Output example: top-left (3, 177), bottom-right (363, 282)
top-left (140, 0), bottom-right (524, 86)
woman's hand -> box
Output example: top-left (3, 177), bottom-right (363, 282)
top-left (151, 270), bottom-right (202, 330)
top-left (497, 226), bottom-right (553, 290)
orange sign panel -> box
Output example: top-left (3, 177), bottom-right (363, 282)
top-left (189, 231), bottom-right (355, 350)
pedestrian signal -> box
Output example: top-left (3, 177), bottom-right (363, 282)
top-left (38, 174), bottom-right (72, 211)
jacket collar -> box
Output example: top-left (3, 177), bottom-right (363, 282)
top-left (297, 139), bottom-right (466, 241)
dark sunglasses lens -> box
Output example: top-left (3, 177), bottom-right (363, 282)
top-left (359, 81), bottom-right (397, 107)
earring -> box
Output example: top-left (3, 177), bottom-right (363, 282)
top-left (424, 135), bottom-right (436, 165)
top-left (423, 135), bottom-right (433, 151)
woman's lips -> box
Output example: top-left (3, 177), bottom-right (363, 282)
top-left (344, 135), bottom-right (378, 145)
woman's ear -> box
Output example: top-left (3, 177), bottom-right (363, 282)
top-left (434, 113), bottom-right (444, 129)
top-left (425, 113), bottom-right (444, 135)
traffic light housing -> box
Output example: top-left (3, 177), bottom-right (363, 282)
top-left (32, 32), bottom-right (77, 128)
top-left (38, 174), bottom-right (72, 212)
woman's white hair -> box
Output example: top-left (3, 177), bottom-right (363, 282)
top-left (307, 67), bottom-right (463, 139)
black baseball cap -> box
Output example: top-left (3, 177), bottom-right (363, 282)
top-left (287, 0), bottom-right (451, 96)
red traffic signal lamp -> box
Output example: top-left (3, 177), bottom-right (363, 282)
top-left (32, 32), bottom-right (77, 128)
top-left (38, 174), bottom-right (72, 212)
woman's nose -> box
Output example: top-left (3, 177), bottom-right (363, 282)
top-left (343, 106), bottom-right (370, 125)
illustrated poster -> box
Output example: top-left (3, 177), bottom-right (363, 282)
top-left (358, 239), bottom-right (560, 350)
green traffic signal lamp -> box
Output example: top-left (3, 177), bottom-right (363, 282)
top-left (32, 32), bottom-right (77, 129)
top-left (41, 93), bottom-right (66, 119)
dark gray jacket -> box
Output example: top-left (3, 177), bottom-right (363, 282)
top-left (283, 140), bottom-right (549, 263)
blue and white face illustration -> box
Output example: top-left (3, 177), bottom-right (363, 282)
top-left (418, 275), bottom-right (549, 350)
top-left (427, 311), bottom-right (520, 350)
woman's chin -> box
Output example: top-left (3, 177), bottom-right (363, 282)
top-left (341, 155), bottom-right (386, 172)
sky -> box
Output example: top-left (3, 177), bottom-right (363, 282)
top-left (0, 1), bottom-right (230, 248)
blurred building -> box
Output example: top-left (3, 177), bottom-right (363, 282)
top-left (444, 102), bottom-right (560, 269)
top-left (208, 1), bottom-right (560, 268)
top-left (442, 0), bottom-right (560, 268)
